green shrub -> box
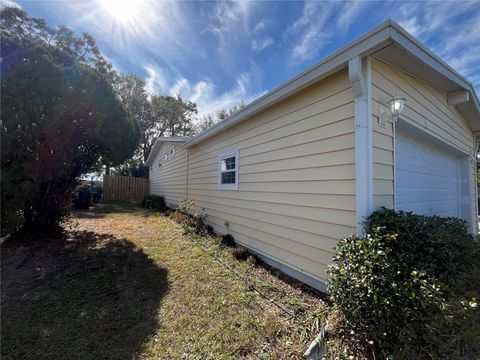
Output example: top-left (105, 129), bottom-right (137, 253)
top-left (177, 198), bottom-right (206, 220)
top-left (176, 197), bottom-right (194, 214)
top-left (220, 234), bottom-right (236, 247)
top-left (142, 195), bottom-right (165, 211)
top-left (328, 208), bottom-right (480, 359)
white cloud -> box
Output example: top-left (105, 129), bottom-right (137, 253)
top-left (36, 0), bottom-right (269, 121)
top-left (144, 64), bottom-right (266, 120)
top-left (253, 20), bottom-right (267, 33)
top-left (1, 0), bottom-right (21, 8)
top-left (144, 65), bottom-right (171, 95)
top-left (204, 1), bottom-right (276, 57)
top-left (286, 1), bottom-right (364, 63)
top-left (285, 0), bottom-right (479, 91)
top-left (336, 1), bottom-right (364, 31)
top-left (252, 37), bottom-right (273, 51)
top-left (206, 0), bottom-right (253, 54)
top-left (287, 2), bottom-right (334, 63)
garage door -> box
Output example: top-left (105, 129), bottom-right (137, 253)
top-left (395, 130), bottom-right (459, 217)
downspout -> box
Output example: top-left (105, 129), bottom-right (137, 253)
top-left (349, 56), bottom-right (373, 235)
top-left (186, 149), bottom-right (190, 199)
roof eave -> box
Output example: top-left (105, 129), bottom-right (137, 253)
top-left (145, 137), bottom-right (190, 166)
top-left (183, 20), bottom-right (479, 148)
top-left (183, 20), bottom-right (395, 149)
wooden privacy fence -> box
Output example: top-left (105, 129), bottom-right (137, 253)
top-left (103, 175), bottom-right (149, 203)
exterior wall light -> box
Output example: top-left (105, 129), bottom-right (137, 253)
top-left (389, 95), bottom-right (406, 117)
top-left (378, 94), bottom-right (407, 127)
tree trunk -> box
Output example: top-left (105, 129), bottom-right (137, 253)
top-left (23, 198), bottom-right (60, 234)
top-left (22, 179), bottom-right (74, 235)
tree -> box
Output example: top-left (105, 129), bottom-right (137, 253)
top-left (0, 7), bottom-right (140, 234)
top-left (195, 102), bottom-right (246, 134)
top-left (150, 94), bottom-right (198, 140)
top-left (111, 74), bottom-right (152, 177)
top-left (112, 79), bottom-right (198, 177)
top-left (114, 74), bottom-right (153, 163)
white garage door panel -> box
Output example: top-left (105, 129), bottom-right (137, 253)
top-left (396, 130), bottom-right (459, 217)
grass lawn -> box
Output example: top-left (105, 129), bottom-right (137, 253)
top-left (1, 203), bottom-right (328, 359)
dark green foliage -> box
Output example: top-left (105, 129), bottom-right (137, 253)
top-left (142, 195), bottom-right (165, 211)
top-left (231, 246), bottom-right (250, 261)
top-left (0, 8), bottom-right (139, 234)
top-left (113, 163), bottom-right (149, 178)
top-left (229, 246), bottom-right (259, 265)
top-left (328, 207), bottom-right (480, 359)
top-left (220, 234), bottom-right (236, 247)
top-left (204, 225), bottom-right (215, 236)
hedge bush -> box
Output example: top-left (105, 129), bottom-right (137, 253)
top-left (142, 195), bottom-right (165, 211)
top-left (328, 208), bottom-right (480, 359)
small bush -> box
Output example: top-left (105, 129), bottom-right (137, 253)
top-left (169, 210), bottom-right (207, 236)
top-left (176, 198), bottom-right (194, 214)
top-left (220, 234), bottom-right (236, 247)
top-left (246, 254), bottom-right (260, 265)
top-left (231, 246), bottom-right (250, 261)
top-left (328, 208), bottom-right (480, 359)
top-left (142, 195), bottom-right (165, 211)
top-left (205, 225), bottom-right (215, 236)
top-left (176, 198), bottom-right (206, 220)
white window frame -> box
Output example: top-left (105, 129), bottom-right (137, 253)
top-left (218, 150), bottom-right (239, 190)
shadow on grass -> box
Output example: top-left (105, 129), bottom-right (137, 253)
top-left (73, 202), bottom-right (145, 219)
top-left (1, 230), bottom-right (168, 360)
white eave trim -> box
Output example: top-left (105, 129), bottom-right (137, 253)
top-left (182, 20), bottom-right (479, 149)
top-left (145, 137), bottom-right (191, 166)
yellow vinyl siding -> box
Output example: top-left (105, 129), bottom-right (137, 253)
top-left (371, 59), bottom-right (477, 226)
top-left (149, 142), bottom-right (188, 208)
top-left (185, 70), bottom-right (355, 284)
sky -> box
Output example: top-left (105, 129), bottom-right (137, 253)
top-left (6, 0), bottom-right (480, 120)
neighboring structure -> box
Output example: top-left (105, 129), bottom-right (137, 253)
top-left (147, 20), bottom-right (480, 291)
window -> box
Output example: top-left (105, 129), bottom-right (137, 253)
top-left (218, 150), bottom-right (239, 189)
top-left (164, 153), bottom-right (168, 160)
top-left (170, 148), bottom-right (175, 156)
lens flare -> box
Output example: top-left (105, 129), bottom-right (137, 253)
top-left (99, 0), bottom-right (141, 22)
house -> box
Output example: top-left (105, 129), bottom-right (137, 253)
top-left (146, 20), bottom-right (480, 291)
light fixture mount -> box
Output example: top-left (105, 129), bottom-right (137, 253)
top-left (378, 94), bottom-right (407, 127)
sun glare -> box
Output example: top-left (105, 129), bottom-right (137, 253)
top-left (99, 0), bottom-right (141, 22)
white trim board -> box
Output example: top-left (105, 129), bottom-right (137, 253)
top-left (349, 56), bottom-right (373, 235)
